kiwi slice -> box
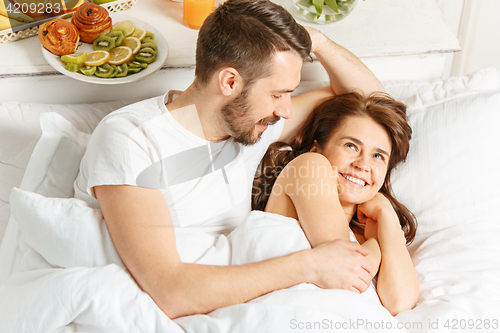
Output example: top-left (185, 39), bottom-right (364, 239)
top-left (115, 63), bottom-right (128, 77)
top-left (145, 31), bottom-right (154, 40)
top-left (93, 35), bottom-right (116, 52)
top-left (79, 65), bottom-right (96, 76)
top-left (106, 30), bottom-right (125, 47)
top-left (127, 60), bottom-right (141, 68)
top-left (128, 60), bottom-right (148, 69)
top-left (127, 66), bottom-right (142, 74)
top-left (135, 47), bottom-right (157, 64)
top-left (65, 62), bottom-right (80, 72)
top-left (142, 36), bottom-right (154, 45)
top-left (61, 52), bottom-right (88, 64)
top-left (109, 65), bottom-right (119, 78)
top-left (94, 64), bottom-right (115, 78)
top-left (112, 26), bottom-right (128, 38)
top-left (127, 60), bottom-right (145, 74)
top-left (141, 42), bottom-right (157, 54)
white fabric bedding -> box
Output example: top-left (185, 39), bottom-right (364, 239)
top-left (2, 188), bottom-right (402, 332)
top-left (1, 67), bottom-right (500, 332)
top-left (0, 100), bottom-right (135, 242)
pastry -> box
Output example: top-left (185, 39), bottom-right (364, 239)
top-left (38, 18), bottom-right (80, 56)
top-left (71, 3), bottom-right (112, 43)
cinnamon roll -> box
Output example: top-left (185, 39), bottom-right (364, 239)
top-left (71, 3), bottom-right (112, 43)
top-left (38, 18), bottom-right (80, 56)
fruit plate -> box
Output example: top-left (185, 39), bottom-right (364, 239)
top-left (41, 13), bottom-right (168, 84)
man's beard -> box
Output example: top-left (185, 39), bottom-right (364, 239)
top-left (221, 87), bottom-right (280, 146)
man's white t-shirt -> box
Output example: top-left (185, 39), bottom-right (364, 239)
top-left (74, 92), bottom-right (284, 236)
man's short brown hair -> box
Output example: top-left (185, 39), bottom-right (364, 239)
top-left (195, 0), bottom-right (312, 87)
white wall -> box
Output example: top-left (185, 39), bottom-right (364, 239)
top-left (436, 0), bottom-right (500, 78)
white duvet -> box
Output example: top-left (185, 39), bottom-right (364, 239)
top-left (2, 188), bottom-right (499, 332)
top-left (1, 189), bottom-right (405, 333)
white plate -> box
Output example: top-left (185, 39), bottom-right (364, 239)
top-left (41, 14), bottom-right (168, 85)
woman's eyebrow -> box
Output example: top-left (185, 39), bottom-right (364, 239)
top-left (341, 136), bottom-right (390, 157)
top-left (375, 147), bottom-right (390, 157)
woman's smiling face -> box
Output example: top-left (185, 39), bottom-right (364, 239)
top-left (312, 116), bottom-right (392, 207)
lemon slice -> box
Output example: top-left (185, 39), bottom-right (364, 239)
top-left (61, 52), bottom-right (88, 64)
top-left (130, 27), bottom-right (146, 41)
top-left (122, 37), bottom-right (141, 55)
top-left (107, 46), bottom-right (133, 65)
top-left (84, 51), bottom-right (110, 66)
top-left (113, 20), bottom-right (136, 37)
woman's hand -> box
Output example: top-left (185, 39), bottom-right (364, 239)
top-left (303, 26), bottom-right (325, 54)
top-left (357, 193), bottom-right (397, 239)
top-left (361, 216), bottom-right (378, 241)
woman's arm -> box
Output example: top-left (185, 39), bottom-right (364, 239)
top-left (306, 26), bottom-right (387, 97)
top-left (94, 184), bottom-right (375, 318)
top-left (265, 153), bottom-right (377, 285)
top-left (352, 230), bottom-right (382, 279)
top-left (266, 153), bottom-right (351, 245)
top-left (357, 193), bottom-right (419, 315)
top-left (281, 27), bottom-right (386, 143)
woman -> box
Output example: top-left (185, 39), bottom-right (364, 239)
top-left (251, 92), bottom-right (419, 315)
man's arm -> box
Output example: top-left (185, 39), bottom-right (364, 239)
top-left (280, 27), bottom-right (386, 143)
top-left (95, 184), bottom-right (375, 318)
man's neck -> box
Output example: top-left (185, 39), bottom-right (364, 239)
top-left (166, 83), bottom-right (229, 142)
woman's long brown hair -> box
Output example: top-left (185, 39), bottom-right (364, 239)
top-left (252, 92), bottom-right (417, 244)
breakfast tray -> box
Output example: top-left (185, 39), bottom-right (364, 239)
top-left (0, 0), bottom-right (137, 44)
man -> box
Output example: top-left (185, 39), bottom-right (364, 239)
top-left (74, 0), bottom-right (386, 319)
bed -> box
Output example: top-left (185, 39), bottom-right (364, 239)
top-left (0, 67), bottom-right (500, 332)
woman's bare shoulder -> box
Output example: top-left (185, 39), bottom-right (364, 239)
top-left (277, 152), bottom-right (337, 184)
top-left (284, 152), bottom-right (331, 169)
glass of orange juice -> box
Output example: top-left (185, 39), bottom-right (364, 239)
top-left (183, 0), bottom-right (215, 30)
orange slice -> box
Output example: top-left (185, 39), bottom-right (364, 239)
top-left (84, 50), bottom-right (110, 66)
top-left (122, 37), bottom-right (141, 55)
top-left (130, 27), bottom-right (146, 41)
top-left (107, 46), bottom-right (133, 65)
top-left (113, 20), bottom-right (135, 37)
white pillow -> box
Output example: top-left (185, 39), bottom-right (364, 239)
top-left (0, 108), bottom-right (129, 283)
top-left (390, 89), bottom-right (500, 238)
top-left (0, 100), bottom-right (134, 244)
top-left (21, 112), bottom-right (90, 198)
top-left (9, 187), bottom-right (122, 268)
top-left (384, 65), bottom-right (500, 103)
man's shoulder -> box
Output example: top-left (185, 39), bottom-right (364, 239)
top-left (91, 95), bottom-right (172, 138)
top-left (102, 95), bottom-right (165, 122)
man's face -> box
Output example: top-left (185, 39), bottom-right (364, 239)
top-left (221, 51), bottom-right (303, 145)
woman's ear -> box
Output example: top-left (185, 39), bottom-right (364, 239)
top-left (309, 140), bottom-right (319, 153)
top-left (218, 67), bottom-right (242, 97)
